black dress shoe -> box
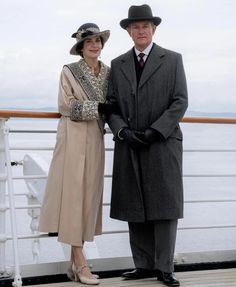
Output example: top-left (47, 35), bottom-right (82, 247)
top-left (121, 268), bottom-right (154, 280)
top-left (157, 271), bottom-right (180, 287)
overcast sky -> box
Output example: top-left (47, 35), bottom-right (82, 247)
top-left (0, 0), bottom-right (235, 113)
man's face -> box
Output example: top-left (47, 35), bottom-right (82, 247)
top-left (127, 21), bottom-right (156, 51)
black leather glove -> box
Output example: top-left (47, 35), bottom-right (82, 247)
top-left (144, 128), bottom-right (165, 143)
top-left (98, 102), bottom-right (121, 116)
top-left (112, 102), bottom-right (121, 114)
top-left (119, 128), bottom-right (148, 150)
top-left (98, 102), bottom-right (113, 115)
top-left (134, 130), bottom-right (147, 143)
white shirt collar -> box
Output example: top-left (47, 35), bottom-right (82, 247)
top-left (134, 42), bottom-right (153, 60)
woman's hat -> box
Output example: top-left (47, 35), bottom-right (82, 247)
top-left (70, 23), bottom-right (110, 56)
top-left (120, 4), bottom-right (161, 29)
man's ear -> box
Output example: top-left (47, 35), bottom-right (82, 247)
top-left (126, 27), bottom-right (132, 37)
top-left (152, 25), bottom-right (157, 34)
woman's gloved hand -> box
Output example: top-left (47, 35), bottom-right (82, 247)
top-left (98, 101), bottom-right (121, 115)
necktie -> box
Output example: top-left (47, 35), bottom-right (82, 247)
top-left (138, 53), bottom-right (145, 68)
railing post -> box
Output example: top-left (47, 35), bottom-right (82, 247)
top-left (0, 119), bottom-right (7, 276)
top-left (3, 121), bottom-right (22, 287)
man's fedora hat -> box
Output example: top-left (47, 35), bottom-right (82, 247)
top-left (120, 4), bottom-right (161, 29)
top-left (70, 23), bottom-right (110, 56)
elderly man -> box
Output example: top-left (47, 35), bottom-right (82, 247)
top-left (107, 4), bottom-right (188, 287)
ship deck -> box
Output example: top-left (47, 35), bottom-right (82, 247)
top-left (1, 113), bottom-right (236, 287)
top-left (26, 268), bottom-right (236, 287)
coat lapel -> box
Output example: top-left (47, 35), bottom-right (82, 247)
top-left (139, 44), bottom-right (165, 88)
top-left (119, 50), bottom-right (144, 192)
top-left (120, 49), bottom-right (137, 92)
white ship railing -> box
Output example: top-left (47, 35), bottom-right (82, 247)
top-left (0, 110), bottom-right (236, 286)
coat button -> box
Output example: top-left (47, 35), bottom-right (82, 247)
top-left (127, 117), bottom-right (130, 122)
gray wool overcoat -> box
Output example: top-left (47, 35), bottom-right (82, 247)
top-left (107, 44), bottom-right (188, 222)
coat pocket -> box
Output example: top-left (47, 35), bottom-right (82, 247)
top-left (169, 126), bottom-right (183, 141)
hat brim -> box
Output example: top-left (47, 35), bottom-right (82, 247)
top-left (120, 17), bottom-right (161, 29)
top-left (70, 30), bottom-right (110, 56)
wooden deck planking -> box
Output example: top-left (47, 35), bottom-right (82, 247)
top-left (25, 268), bottom-right (236, 287)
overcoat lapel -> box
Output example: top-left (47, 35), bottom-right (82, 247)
top-left (65, 63), bottom-right (98, 101)
top-left (120, 50), bottom-right (143, 195)
top-left (120, 50), bottom-right (137, 92)
top-left (139, 44), bottom-right (165, 88)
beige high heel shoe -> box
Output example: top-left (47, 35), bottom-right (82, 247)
top-left (67, 262), bottom-right (99, 281)
top-left (67, 265), bottom-right (75, 281)
top-left (71, 263), bottom-right (99, 285)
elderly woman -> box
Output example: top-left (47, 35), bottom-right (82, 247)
top-left (39, 23), bottom-right (114, 285)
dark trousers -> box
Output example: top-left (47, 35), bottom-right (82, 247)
top-left (128, 219), bottom-right (178, 273)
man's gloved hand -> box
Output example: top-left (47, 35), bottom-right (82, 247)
top-left (119, 128), bottom-right (148, 150)
top-left (98, 101), bottom-right (121, 116)
top-left (133, 130), bottom-right (147, 143)
top-left (144, 128), bottom-right (165, 143)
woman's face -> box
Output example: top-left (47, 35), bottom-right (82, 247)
top-left (82, 36), bottom-right (102, 60)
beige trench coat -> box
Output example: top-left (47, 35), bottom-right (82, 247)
top-left (39, 61), bottom-right (109, 246)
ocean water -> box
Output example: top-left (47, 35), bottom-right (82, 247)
top-left (2, 118), bottom-right (236, 266)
